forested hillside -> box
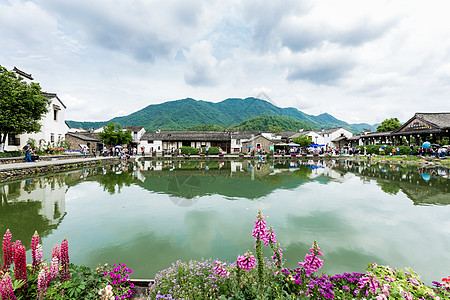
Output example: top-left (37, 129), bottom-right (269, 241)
top-left (67, 97), bottom-right (376, 133)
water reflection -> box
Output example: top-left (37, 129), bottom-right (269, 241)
top-left (135, 159), bottom-right (449, 206)
top-left (1, 160), bottom-right (449, 283)
top-left (0, 175), bottom-right (67, 248)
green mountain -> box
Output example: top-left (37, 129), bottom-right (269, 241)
top-left (66, 97), bottom-right (376, 133)
top-left (234, 115), bottom-right (318, 131)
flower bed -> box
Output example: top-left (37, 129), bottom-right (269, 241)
top-left (147, 211), bottom-right (450, 299)
top-left (0, 230), bottom-right (135, 299)
top-left (2, 212), bottom-right (450, 299)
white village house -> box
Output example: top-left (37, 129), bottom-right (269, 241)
top-left (3, 68), bottom-right (69, 152)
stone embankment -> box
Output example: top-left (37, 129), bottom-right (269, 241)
top-left (0, 155), bottom-right (119, 181)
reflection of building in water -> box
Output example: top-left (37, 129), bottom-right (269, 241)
top-left (1, 177), bottom-right (66, 225)
top-left (335, 161), bottom-right (450, 205)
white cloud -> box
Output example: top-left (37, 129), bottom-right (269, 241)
top-left (184, 40), bottom-right (218, 87)
top-left (1, 0), bottom-right (450, 124)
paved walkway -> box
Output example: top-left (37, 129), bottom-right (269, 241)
top-left (0, 156), bottom-right (118, 172)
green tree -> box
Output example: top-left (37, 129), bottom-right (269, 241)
top-left (98, 122), bottom-right (133, 146)
top-left (0, 65), bottom-right (51, 152)
top-left (376, 118), bottom-right (402, 132)
top-left (292, 134), bottom-right (312, 148)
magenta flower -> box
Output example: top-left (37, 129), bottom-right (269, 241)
top-left (237, 251), bottom-right (256, 271)
top-left (14, 244), bottom-right (28, 288)
top-left (60, 238), bottom-right (70, 281)
top-left (51, 244), bottom-right (60, 261)
top-left (252, 211), bottom-right (268, 245)
top-left (299, 241), bottom-right (324, 277)
top-left (31, 231), bottom-right (40, 273)
top-left (2, 229), bottom-right (13, 272)
top-left (0, 272), bottom-right (17, 300)
top-left (272, 247), bottom-right (283, 265)
top-left (213, 261), bottom-right (230, 278)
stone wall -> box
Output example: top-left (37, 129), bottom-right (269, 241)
top-left (0, 158), bottom-right (117, 182)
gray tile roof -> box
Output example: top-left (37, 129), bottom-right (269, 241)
top-left (66, 132), bottom-right (100, 142)
top-left (415, 113), bottom-right (450, 128)
top-left (142, 131), bottom-right (231, 141)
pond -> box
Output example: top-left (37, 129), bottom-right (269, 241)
top-left (1, 159), bottom-right (449, 284)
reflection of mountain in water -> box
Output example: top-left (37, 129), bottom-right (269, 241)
top-left (0, 175), bottom-right (67, 248)
top-left (333, 160), bottom-right (450, 206)
top-left (136, 160), bottom-right (321, 199)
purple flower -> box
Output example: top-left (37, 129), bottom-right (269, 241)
top-left (213, 261), bottom-right (230, 278)
top-left (252, 211), bottom-right (268, 244)
top-left (237, 252), bottom-right (256, 271)
top-left (299, 241), bottom-right (324, 276)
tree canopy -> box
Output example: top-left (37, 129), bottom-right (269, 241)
top-left (98, 122), bottom-right (133, 146)
top-left (292, 134), bottom-right (312, 148)
top-left (376, 118), bottom-right (402, 132)
top-left (0, 65), bottom-right (51, 152)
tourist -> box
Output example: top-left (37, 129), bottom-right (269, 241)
top-left (30, 148), bottom-right (39, 161)
top-left (396, 147), bottom-right (400, 155)
top-left (23, 143), bottom-right (33, 162)
top-left (82, 146), bottom-right (87, 158)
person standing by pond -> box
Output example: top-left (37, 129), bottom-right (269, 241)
top-left (22, 143), bottom-right (33, 162)
top-left (82, 146), bottom-right (87, 158)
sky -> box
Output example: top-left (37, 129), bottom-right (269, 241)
top-left (1, 0), bottom-right (450, 125)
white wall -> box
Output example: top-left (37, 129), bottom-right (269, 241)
top-left (5, 96), bottom-right (69, 151)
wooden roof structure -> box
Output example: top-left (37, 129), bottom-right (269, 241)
top-left (391, 113), bottom-right (450, 136)
top-left (13, 67), bottom-right (33, 80)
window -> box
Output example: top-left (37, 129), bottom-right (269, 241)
top-left (50, 133), bottom-right (55, 143)
top-left (7, 135), bottom-right (20, 146)
top-left (236, 139), bottom-right (240, 144)
top-left (148, 140), bottom-right (153, 143)
top-left (54, 109), bottom-right (58, 121)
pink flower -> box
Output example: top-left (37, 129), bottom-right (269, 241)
top-left (237, 252), bottom-right (256, 271)
top-left (376, 294), bottom-right (387, 300)
top-left (252, 210), bottom-right (270, 245)
top-left (31, 231), bottom-right (40, 273)
top-left (50, 256), bottom-right (59, 280)
top-left (299, 241), bottom-right (324, 276)
top-left (272, 247), bottom-right (283, 265)
top-left (403, 291), bottom-right (413, 300)
top-left (52, 244), bottom-right (60, 261)
top-left (60, 238), bottom-right (70, 281)
top-left (381, 283), bottom-right (390, 296)
top-left (37, 265), bottom-right (50, 298)
top-left (0, 272), bottom-right (17, 300)
top-left (213, 261), bottom-right (230, 278)
top-left (2, 229), bottom-right (13, 271)
top-left (14, 244), bottom-right (28, 288)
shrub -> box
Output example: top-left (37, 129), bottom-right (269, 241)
top-left (358, 145), bottom-right (418, 155)
top-left (201, 146), bottom-right (220, 155)
top-left (179, 146), bottom-right (199, 155)
top-left (0, 151), bottom-right (23, 158)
